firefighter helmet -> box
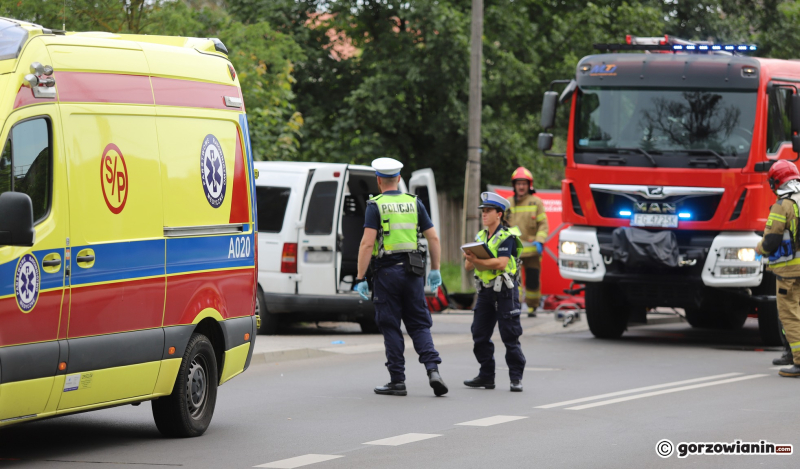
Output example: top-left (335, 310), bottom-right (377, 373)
top-left (511, 167), bottom-right (534, 194)
top-left (768, 160), bottom-right (800, 191)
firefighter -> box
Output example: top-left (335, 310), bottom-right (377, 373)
top-left (506, 167), bottom-right (549, 317)
top-left (756, 160), bottom-right (800, 377)
top-left (355, 157), bottom-right (448, 396)
top-left (463, 192), bottom-right (526, 392)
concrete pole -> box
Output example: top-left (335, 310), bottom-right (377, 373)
top-left (461, 0), bottom-right (483, 291)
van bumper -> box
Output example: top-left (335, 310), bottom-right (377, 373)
top-left (264, 293), bottom-right (375, 320)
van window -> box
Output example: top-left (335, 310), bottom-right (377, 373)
top-left (305, 181), bottom-right (338, 235)
top-left (0, 118), bottom-right (52, 223)
top-left (767, 87), bottom-right (794, 154)
top-left (415, 186), bottom-right (431, 215)
top-left (257, 186), bottom-right (291, 233)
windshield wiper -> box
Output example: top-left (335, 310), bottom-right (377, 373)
top-left (579, 147), bottom-right (657, 167)
top-left (657, 149), bottom-right (730, 169)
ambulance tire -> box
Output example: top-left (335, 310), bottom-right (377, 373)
top-left (152, 333), bottom-right (218, 438)
top-left (257, 288), bottom-right (280, 335)
top-left (585, 283), bottom-right (628, 339)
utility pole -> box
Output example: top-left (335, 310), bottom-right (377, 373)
top-left (461, 0), bottom-right (483, 291)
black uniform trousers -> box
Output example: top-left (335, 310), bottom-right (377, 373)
top-left (373, 263), bottom-right (441, 382)
top-left (472, 281), bottom-right (526, 381)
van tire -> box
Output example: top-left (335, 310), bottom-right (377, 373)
top-left (585, 283), bottom-right (627, 339)
top-left (152, 333), bottom-right (218, 438)
top-left (256, 288), bottom-right (279, 335)
top-left (359, 316), bottom-right (380, 334)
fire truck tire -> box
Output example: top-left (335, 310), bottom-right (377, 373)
top-left (585, 283), bottom-right (628, 339)
top-left (757, 302), bottom-right (783, 346)
top-left (257, 287), bottom-right (280, 335)
top-left (152, 333), bottom-right (218, 438)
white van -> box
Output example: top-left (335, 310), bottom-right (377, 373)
top-left (253, 162), bottom-right (440, 333)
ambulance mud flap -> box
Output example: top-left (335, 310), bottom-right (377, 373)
top-left (163, 325), bottom-right (194, 360)
top-left (219, 316), bottom-right (257, 369)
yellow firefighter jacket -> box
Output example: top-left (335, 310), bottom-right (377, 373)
top-left (505, 193), bottom-right (549, 259)
top-left (757, 197), bottom-right (800, 278)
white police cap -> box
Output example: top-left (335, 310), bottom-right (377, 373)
top-left (371, 157), bottom-right (403, 178)
top-left (479, 191), bottom-right (509, 211)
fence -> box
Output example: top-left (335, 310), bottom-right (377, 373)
top-left (437, 193), bottom-right (464, 265)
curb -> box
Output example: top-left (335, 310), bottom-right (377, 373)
top-left (249, 348), bottom-right (337, 366)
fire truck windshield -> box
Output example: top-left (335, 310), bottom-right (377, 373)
top-left (575, 88), bottom-right (757, 168)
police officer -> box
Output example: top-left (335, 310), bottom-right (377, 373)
top-left (756, 160), bottom-right (800, 377)
top-left (463, 192), bottom-right (526, 392)
top-left (355, 158), bottom-right (448, 396)
top-left (506, 167), bottom-right (549, 317)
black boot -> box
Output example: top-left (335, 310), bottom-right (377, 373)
top-left (374, 381), bottom-right (407, 396)
top-left (773, 349), bottom-right (793, 366)
top-left (510, 380), bottom-right (523, 392)
top-left (428, 369), bottom-right (448, 396)
top-left (779, 365), bottom-right (800, 378)
top-left (464, 376), bottom-right (495, 389)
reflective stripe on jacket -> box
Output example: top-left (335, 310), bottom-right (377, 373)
top-left (505, 194), bottom-right (548, 257)
top-left (758, 196), bottom-right (800, 276)
top-left (370, 193), bottom-right (420, 257)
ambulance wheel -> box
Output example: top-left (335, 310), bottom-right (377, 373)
top-left (152, 333), bottom-right (218, 438)
top-left (257, 288), bottom-right (279, 335)
top-left (757, 302), bottom-right (783, 346)
top-left (585, 283), bottom-right (628, 339)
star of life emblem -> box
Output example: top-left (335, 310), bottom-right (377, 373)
top-left (200, 134), bottom-right (227, 208)
top-left (15, 253), bottom-right (40, 313)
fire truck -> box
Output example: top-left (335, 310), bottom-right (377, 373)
top-left (539, 35), bottom-right (800, 345)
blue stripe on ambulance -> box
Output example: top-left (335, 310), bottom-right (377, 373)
top-left (70, 240), bottom-right (165, 286)
top-left (166, 232), bottom-right (255, 275)
top-left (0, 248), bottom-right (65, 297)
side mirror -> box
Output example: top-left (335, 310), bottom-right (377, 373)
top-left (538, 133), bottom-right (554, 152)
top-left (0, 192), bottom-right (36, 246)
top-left (754, 161), bottom-right (776, 172)
top-left (793, 134), bottom-right (800, 154)
top-left (792, 94), bottom-right (800, 134)
top-left (540, 91), bottom-right (558, 130)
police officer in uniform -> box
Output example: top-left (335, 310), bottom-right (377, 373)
top-left (355, 158), bottom-right (448, 396)
top-left (505, 167), bottom-right (549, 317)
top-left (756, 160), bottom-right (800, 377)
top-left (463, 192), bottom-right (526, 392)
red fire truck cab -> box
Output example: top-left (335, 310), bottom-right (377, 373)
top-left (539, 36), bottom-right (800, 345)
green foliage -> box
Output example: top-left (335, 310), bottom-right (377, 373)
top-left (441, 261), bottom-right (474, 294)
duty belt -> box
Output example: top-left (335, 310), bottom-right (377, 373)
top-left (475, 273), bottom-right (515, 292)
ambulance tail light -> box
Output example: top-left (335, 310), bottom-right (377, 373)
top-left (281, 243), bottom-right (298, 273)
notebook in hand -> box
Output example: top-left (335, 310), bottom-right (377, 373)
top-left (461, 242), bottom-right (494, 259)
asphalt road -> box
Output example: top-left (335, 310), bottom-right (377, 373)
top-left (2, 315), bottom-right (799, 468)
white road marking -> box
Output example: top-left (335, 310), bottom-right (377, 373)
top-left (567, 374), bottom-right (768, 410)
top-left (535, 372), bottom-right (742, 409)
top-left (254, 454), bottom-right (343, 468)
top-left (456, 415), bottom-right (528, 427)
top-left (363, 433), bottom-right (441, 446)
top-left (770, 366), bottom-right (785, 370)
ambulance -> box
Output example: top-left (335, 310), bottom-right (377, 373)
top-left (0, 18), bottom-right (258, 436)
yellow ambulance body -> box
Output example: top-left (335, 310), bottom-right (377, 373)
top-left (0, 17), bottom-right (258, 437)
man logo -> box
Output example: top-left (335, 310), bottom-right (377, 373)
top-left (647, 186), bottom-right (664, 197)
top-left (635, 202), bottom-right (676, 214)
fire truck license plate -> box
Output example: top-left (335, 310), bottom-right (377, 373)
top-left (631, 214), bottom-right (678, 228)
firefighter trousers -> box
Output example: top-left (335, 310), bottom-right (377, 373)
top-left (776, 276), bottom-right (800, 365)
top-left (519, 264), bottom-right (541, 310)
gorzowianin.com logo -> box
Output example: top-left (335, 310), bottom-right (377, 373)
top-left (656, 439), bottom-right (792, 458)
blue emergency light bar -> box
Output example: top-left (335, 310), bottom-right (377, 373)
top-left (619, 210), bottom-right (632, 217)
top-left (678, 212), bottom-right (692, 219)
top-left (672, 44), bottom-right (756, 52)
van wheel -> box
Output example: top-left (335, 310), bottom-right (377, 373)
top-left (585, 283), bottom-right (627, 339)
top-left (257, 288), bottom-right (280, 335)
top-left (152, 333), bottom-right (218, 438)
top-left (359, 316), bottom-right (380, 334)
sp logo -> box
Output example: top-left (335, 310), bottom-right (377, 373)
top-left (201, 135), bottom-right (227, 208)
top-left (100, 143), bottom-right (128, 214)
top-left (15, 253), bottom-right (40, 313)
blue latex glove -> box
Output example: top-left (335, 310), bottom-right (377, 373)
top-left (355, 280), bottom-right (370, 301)
top-left (428, 269), bottom-right (442, 294)
top-left (533, 241), bottom-right (544, 255)
top-left (756, 254), bottom-right (763, 262)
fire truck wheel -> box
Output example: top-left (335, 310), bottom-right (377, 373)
top-left (585, 283), bottom-right (628, 339)
top-left (257, 287), bottom-right (280, 335)
top-left (152, 333), bottom-right (218, 437)
top-left (757, 302), bottom-right (783, 346)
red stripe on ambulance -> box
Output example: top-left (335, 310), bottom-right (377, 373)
top-left (55, 72), bottom-right (154, 104)
top-left (229, 128), bottom-right (250, 224)
top-left (163, 270), bottom-right (254, 327)
top-left (152, 77), bottom-right (243, 111)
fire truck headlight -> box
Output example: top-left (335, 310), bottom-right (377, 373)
top-left (724, 248), bottom-right (756, 262)
top-left (561, 241), bottom-right (587, 256)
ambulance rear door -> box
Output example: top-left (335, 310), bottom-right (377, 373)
top-left (409, 168), bottom-right (440, 290)
top-left (296, 164), bottom-right (347, 296)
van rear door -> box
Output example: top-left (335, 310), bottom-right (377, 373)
top-left (297, 164), bottom-right (347, 296)
top-left (409, 169), bottom-right (440, 290)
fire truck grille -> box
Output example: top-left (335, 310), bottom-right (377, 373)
top-left (591, 190), bottom-right (722, 221)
